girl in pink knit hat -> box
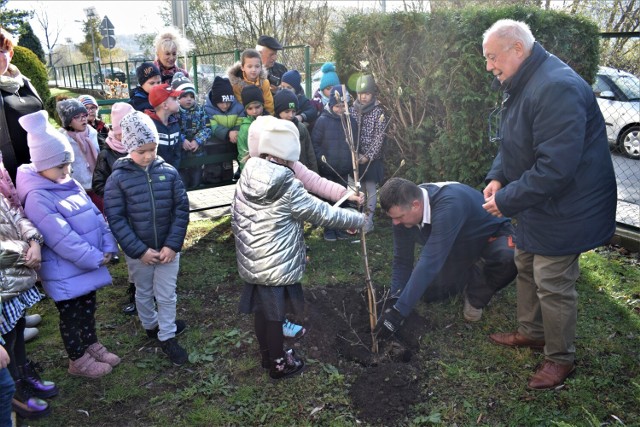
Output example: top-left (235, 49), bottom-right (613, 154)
top-left (16, 110), bottom-right (120, 380)
top-left (92, 102), bottom-right (135, 205)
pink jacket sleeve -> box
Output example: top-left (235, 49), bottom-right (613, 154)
top-left (291, 161), bottom-right (348, 203)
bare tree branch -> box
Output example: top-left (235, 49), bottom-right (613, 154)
top-left (34, 3), bottom-right (61, 69)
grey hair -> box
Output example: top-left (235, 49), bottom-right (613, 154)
top-left (483, 19), bottom-right (535, 52)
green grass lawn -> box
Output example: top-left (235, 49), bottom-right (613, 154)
top-left (22, 214), bottom-right (640, 426)
top-left (49, 88), bottom-right (80, 98)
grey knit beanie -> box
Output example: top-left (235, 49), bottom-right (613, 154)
top-left (56, 99), bottom-right (87, 129)
top-left (171, 72), bottom-right (195, 96)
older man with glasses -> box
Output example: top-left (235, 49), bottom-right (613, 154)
top-left (481, 19), bottom-right (616, 390)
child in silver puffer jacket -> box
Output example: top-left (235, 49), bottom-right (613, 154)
top-left (232, 116), bottom-right (364, 380)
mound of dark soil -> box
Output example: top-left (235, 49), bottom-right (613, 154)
top-left (300, 286), bottom-right (431, 425)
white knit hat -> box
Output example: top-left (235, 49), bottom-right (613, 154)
top-left (120, 111), bottom-right (159, 153)
top-left (257, 116), bottom-right (300, 162)
top-left (19, 110), bottom-right (74, 172)
top-left (248, 115), bottom-right (277, 158)
top-left (110, 102), bottom-right (135, 134)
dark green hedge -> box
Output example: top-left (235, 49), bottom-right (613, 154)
top-left (333, 6), bottom-right (600, 187)
top-left (11, 45), bottom-right (51, 102)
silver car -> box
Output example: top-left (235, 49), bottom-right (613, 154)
top-left (593, 66), bottom-right (640, 160)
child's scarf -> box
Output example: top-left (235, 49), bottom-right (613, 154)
top-left (105, 130), bottom-right (127, 154)
top-left (67, 128), bottom-right (98, 172)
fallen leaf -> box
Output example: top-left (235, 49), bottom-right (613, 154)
top-left (310, 405), bottom-right (325, 416)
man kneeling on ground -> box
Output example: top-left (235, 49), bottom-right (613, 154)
top-left (374, 178), bottom-right (517, 338)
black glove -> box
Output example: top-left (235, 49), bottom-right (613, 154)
top-left (374, 306), bottom-right (405, 340)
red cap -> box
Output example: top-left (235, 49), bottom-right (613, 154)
top-left (149, 83), bottom-right (183, 108)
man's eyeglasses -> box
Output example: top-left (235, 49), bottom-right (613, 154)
top-left (488, 93), bottom-right (509, 144)
top-left (73, 113), bottom-right (88, 121)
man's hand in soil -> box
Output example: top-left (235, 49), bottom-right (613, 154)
top-left (374, 306), bottom-right (405, 340)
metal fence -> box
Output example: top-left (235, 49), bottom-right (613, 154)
top-left (595, 34), bottom-right (640, 230)
top-left (52, 45), bottom-right (313, 104)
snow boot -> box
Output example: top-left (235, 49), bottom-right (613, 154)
top-left (269, 349), bottom-right (305, 380)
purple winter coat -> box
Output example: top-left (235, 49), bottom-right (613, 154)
top-left (16, 163), bottom-right (117, 301)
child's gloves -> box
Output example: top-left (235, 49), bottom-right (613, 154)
top-left (374, 306), bottom-right (405, 340)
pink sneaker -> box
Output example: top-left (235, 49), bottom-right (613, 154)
top-left (68, 353), bottom-right (112, 378)
top-left (87, 342), bottom-right (121, 367)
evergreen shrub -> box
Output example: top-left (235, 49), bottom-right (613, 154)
top-left (11, 45), bottom-right (51, 101)
top-left (332, 5), bottom-right (600, 187)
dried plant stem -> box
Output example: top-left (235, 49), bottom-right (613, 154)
top-left (339, 84), bottom-right (378, 353)
top-left (360, 231), bottom-right (378, 353)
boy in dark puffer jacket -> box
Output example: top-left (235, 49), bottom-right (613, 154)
top-left (129, 62), bottom-right (162, 112)
top-left (104, 111), bottom-right (190, 367)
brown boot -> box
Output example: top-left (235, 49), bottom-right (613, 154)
top-left (489, 331), bottom-right (545, 350)
top-left (527, 360), bottom-right (576, 390)
top-left (68, 352), bottom-right (112, 378)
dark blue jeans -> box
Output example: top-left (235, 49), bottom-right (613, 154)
top-left (0, 366), bottom-right (15, 426)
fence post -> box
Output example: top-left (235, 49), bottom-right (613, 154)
top-left (124, 61), bottom-right (131, 89)
top-left (72, 64), bottom-right (79, 88)
top-left (89, 62), bottom-right (95, 90)
top-left (304, 45), bottom-right (311, 97)
top-left (79, 65), bottom-right (85, 89)
top-left (191, 54), bottom-right (198, 94)
top-left (234, 48), bottom-right (241, 62)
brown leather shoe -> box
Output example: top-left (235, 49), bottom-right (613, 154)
top-left (489, 331), bottom-right (545, 350)
top-left (527, 360), bottom-right (576, 390)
